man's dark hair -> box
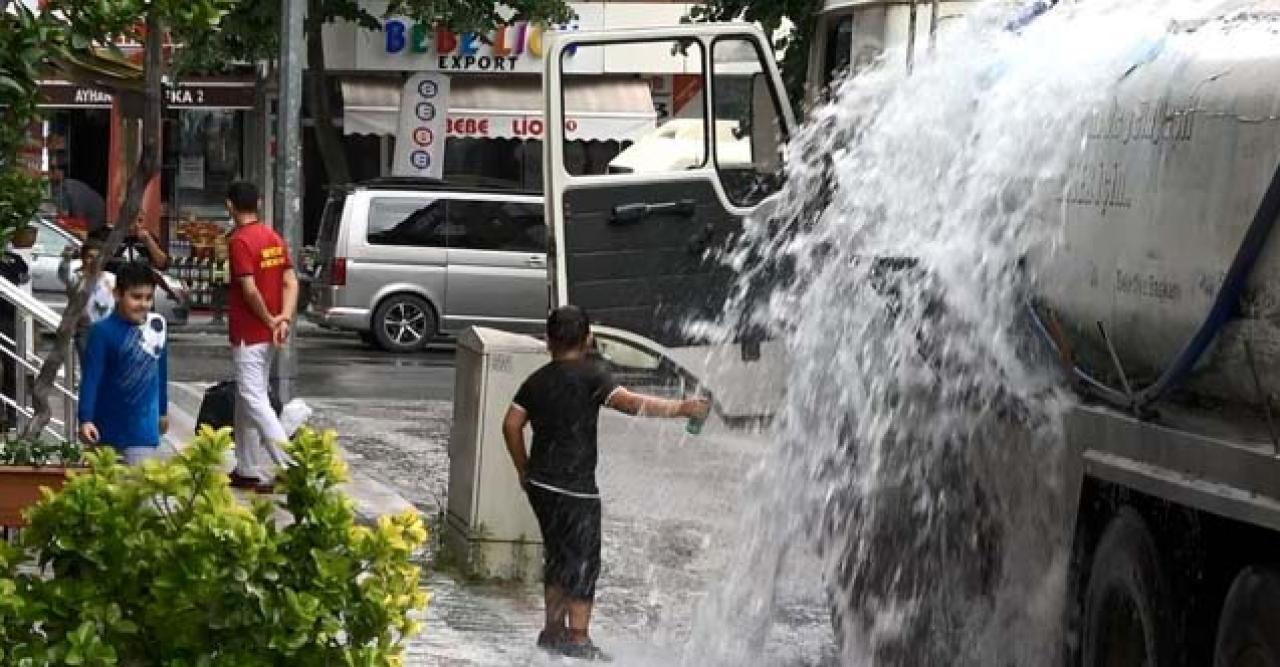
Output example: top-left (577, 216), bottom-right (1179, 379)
top-left (80, 237), bottom-right (103, 261)
top-left (114, 262), bottom-right (156, 293)
top-left (226, 180), bottom-right (258, 213)
top-left (546, 305), bottom-right (590, 352)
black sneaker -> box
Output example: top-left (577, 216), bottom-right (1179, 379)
top-left (558, 639), bottom-right (612, 662)
top-left (537, 629), bottom-right (564, 651)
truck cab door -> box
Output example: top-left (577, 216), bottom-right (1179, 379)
top-left (543, 26), bottom-right (794, 417)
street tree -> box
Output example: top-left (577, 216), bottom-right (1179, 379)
top-left (2, 0), bottom-right (239, 440)
top-left (689, 0), bottom-right (820, 117)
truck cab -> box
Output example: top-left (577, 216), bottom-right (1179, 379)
top-left (807, 1), bottom-right (976, 97)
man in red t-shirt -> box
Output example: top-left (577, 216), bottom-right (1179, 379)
top-left (224, 180), bottom-right (299, 492)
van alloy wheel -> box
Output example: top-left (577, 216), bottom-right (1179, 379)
top-left (372, 295), bottom-right (436, 353)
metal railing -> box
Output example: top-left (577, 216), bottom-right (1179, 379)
top-left (0, 276), bottom-right (77, 444)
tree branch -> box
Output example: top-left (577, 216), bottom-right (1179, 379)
top-left (23, 8), bottom-right (165, 441)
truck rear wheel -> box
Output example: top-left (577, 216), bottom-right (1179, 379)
top-left (1082, 508), bottom-right (1176, 667)
top-left (1214, 566), bottom-right (1280, 667)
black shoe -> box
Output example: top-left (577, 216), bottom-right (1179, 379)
top-left (228, 471), bottom-right (275, 494)
top-left (559, 639), bottom-right (612, 662)
top-left (536, 629), bottom-right (564, 651)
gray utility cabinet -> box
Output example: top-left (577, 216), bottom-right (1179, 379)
top-left (447, 327), bottom-right (548, 581)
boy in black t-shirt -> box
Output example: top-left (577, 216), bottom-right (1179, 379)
top-left (503, 305), bottom-right (709, 661)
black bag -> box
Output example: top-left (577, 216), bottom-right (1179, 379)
top-left (195, 380), bottom-right (283, 434)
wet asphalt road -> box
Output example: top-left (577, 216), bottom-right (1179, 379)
top-left (167, 328), bottom-right (457, 402)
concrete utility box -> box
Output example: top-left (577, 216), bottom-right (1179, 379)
top-left (446, 327), bottom-right (548, 581)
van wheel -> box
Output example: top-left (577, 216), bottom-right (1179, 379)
top-left (1082, 508), bottom-right (1176, 667)
top-left (372, 295), bottom-right (435, 353)
top-left (1214, 567), bottom-right (1280, 667)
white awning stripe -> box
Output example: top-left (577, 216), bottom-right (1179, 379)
top-left (340, 76), bottom-right (657, 142)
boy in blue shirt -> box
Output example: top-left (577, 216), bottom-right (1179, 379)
top-left (77, 262), bottom-right (169, 465)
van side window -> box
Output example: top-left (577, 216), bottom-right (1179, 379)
top-left (448, 200), bottom-right (546, 252)
top-left (366, 198), bottom-right (449, 247)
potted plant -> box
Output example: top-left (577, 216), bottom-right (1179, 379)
top-left (0, 438), bottom-right (83, 528)
top-left (8, 222), bottom-right (37, 249)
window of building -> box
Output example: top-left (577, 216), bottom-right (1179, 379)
top-left (166, 109), bottom-right (244, 221)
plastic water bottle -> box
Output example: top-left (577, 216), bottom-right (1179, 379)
top-left (685, 393), bottom-right (709, 436)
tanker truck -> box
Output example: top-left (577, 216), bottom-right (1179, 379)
top-left (539, 2), bottom-right (1280, 664)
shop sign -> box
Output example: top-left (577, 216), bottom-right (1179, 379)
top-left (392, 73), bottom-right (450, 178)
top-left (443, 112), bottom-right (652, 142)
top-left (446, 115), bottom-right (581, 139)
top-left (39, 81), bottom-right (254, 109)
top-left (356, 3), bottom-right (605, 74)
top-left (164, 83), bottom-right (254, 109)
top-left (39, 83), bottom-right (114, 108)
top-left (649, 74), bottom-right (704, 123)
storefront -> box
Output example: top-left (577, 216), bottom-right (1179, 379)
top-left (36, 78), bottom-right (254, 230)
top-left (37, 81), bottom-right (115, 231)
top-left (339, 74), bottom-right (658, 190)
top-left (319, 1), bottom-right (703, 191)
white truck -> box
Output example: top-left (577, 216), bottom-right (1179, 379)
top-left (541, 1), bottom-right (1280, 664)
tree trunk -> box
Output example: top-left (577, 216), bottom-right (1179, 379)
top-left (23, 11), bottom-right (165, 441)
top-left (306, 0), bottom-right (351, 187)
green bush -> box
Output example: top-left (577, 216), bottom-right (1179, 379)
top-left (0, 427), bottom-right (428, 665)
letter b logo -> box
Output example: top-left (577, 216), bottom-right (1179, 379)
top-left (385, 20), bottom-right (406, 53)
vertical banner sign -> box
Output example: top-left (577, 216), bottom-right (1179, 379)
top-left (393, 72), bottom-right (450, 178)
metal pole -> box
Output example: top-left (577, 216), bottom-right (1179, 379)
top-left (907, 0), bottom-right (918, 74)
top-left (930, 0), bottom-right (940, 53)
top-left (274, 0), bottom-right (304, 403)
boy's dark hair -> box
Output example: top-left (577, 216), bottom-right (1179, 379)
top-left (226, 180), bottom-right (258, 213)
top-left (547, 305), bottom-right (590, 352)
top-left (114, 262), bottom-right (156, 293)
top-left (80, 237), bottom-right (103, 261)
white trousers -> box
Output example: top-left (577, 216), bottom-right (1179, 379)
top-left (231, 343), bottom-right (291, 481)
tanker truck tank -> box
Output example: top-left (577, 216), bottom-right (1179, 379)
top-left (1034, 8), bottom-right (1280, 416)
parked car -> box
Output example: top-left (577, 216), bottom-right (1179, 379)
top-left (308, 178), bottom-right (548, 352)
top-left (28, 216), bottom-right (189, 326)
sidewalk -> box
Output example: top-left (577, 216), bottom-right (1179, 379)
top-left (174, 312), bottom-right (349, 340)
top-left (164, 381), bottom-right (416, 524)
top-left (304, 397), bottom-right (838, 666)
top-left (166, 382), bottom-right (836, 665)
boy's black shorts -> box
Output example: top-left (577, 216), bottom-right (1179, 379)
top-left (526, 483), bottom-right (602, 601)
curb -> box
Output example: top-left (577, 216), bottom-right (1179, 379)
top-left (171, 320), bottom-right (353, 340)
top-left (166, 381), bottom-right (417, 525)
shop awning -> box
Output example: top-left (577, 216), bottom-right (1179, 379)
top-left (340, 76), bottom-right (657, 142)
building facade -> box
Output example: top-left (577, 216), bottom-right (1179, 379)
top-left (314, 1), bottom-right (706, 194)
